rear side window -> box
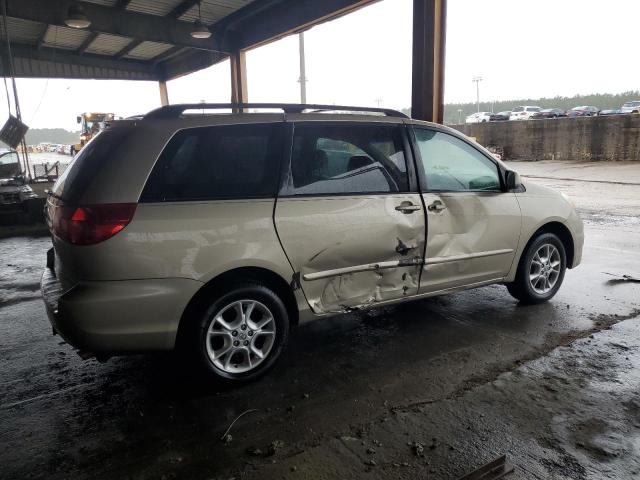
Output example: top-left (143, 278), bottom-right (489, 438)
top-left (53, 128), bottom-right (130, 204)
top-left (281, 123), bottom-right (408, 196)
top-left (141, 123), bottom-right (282, 202)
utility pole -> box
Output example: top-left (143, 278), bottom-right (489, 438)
top-left (298, 32), bottom-right (307, 104)
top-left (458, 108), bottom-right (462, 124)
top-left (472, 76), bottom-right (483, 113)
top-left (375, 97), bottom-right (383, 107)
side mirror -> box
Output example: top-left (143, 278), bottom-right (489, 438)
top-left (505, 170), bottom-right (522, 190)
top-left (76, 116), bottom-right (82, 124)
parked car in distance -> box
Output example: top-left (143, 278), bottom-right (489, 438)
top-left (620, 101), bottom-right (640, 114)
top-left (509, 106), bottom-right (541, 120)
top-left (41, 103), bottom-right (584, 384)
top-left (567, 106), bottom-right (599, 117)
top-left (490, 111), bottom-right (511, 121)
top-left (0, 150), bottom-right (39, 213)
top-left (465, 112), bottom-right (492, 123)
top-left (530, 108), bottom-right (567, 119)
top-left (599, 108), bottom-right (623, 116)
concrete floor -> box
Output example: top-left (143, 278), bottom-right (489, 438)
top-left (1, 162), bottom-right (639, 479)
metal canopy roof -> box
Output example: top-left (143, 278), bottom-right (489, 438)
top-left (0, 0), bottom-right (374, 81)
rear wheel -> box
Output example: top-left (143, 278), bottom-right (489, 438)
top-left (192, 282), bottom-right (290, 383)
top-left (506, 233), bottom-right (566, 304)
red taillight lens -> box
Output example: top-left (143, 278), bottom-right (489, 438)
top-left (52, 203), bottom-right (137, 245)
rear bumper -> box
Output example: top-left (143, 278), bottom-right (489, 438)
top-left (41, 266), bottom-right (202, 353)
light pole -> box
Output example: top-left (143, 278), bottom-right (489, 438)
top-left (298, 32), bottom-right (307, 104)
top-left (458, 108), bottom-right (462, 124)
top-left (472, 76), bottom-right (483, 113)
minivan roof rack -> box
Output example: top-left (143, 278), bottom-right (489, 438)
top-left (144, 103), bottom-right (409, 120)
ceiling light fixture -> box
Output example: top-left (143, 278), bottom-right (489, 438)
top-left (191, 2), bottom-right (211, 39)
top-left (65, 3), bottom-right (91, 29)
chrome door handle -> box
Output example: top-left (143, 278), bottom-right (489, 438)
top-left (427, 200), bottom-right (446, 212)
top-left (395, 203), bottom-right (421, 214)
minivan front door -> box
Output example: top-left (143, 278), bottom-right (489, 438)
top-left (411, 127), bottom-right (521, 293)
top-left (274, 122), bottom-right (425, 314)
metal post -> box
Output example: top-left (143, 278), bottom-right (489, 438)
top-left (159, 80), bottom-right (169, 106)
top-left (458, 108), bottom-right (462, 124)
top-left (411, 0), bottom-right (447, 123)
top-left (298, 32), bottom-right (307, 104)
top-left (472, 76), bottom-right (482, 113)
top-left (230, 50), bottom-right (248, 112)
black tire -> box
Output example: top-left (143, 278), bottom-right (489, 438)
top-left (191, 282), bottom-right (290, 384)
top-left (506, 233), bottom-right (567, 304)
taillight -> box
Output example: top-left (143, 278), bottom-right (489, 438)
top-left (52, 203), bottom-right (137, 245)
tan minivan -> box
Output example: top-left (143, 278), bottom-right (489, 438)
top-left (42, 104), bottom-right (584, 383)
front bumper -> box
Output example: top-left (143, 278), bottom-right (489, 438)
top-left (41, 258), bottom-right (203, 353)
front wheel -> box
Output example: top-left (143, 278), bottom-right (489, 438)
top-left (192, 282), bottom-right (290, 383)
top-left (506, 233), bottom-right (567, 304)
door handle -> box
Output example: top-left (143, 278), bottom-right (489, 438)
top-left (395, 203), bottom-right (421, 214)
top-left (427, 200), bottom-right (447, 212)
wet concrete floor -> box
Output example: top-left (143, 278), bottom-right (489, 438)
top-left (1, 174), bottom-right (639, 479)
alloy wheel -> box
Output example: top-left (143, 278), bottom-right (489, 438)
top-left (205, 299), bottom-right (276, 374)
top-left (529, 244), bottom-right (561, 294)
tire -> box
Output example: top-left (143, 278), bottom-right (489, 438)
top-left (191, 282), bottom-right (290, 383)
top-left (506, 233), bottom-right (567, 304)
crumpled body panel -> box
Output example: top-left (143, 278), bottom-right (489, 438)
top-left (420, 191), bottom-right (521, 292)
top-left (275, 194), bottom-right (425, 313)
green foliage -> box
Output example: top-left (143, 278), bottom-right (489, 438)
top-left (25, 128), bottom-right (80, 146)
top-left (403, 91), bottom-right (640, 124)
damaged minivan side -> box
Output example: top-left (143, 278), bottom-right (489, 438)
top-left (41, 104), bottom-right (584, 383)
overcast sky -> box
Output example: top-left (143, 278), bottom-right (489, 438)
top-left (2, 0), bottom-right (639, 131)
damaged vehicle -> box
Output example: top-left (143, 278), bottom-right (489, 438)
top-left (41, 104), bottom-right (584, 383)
top-left (0, 150), bottom-right (39, 214)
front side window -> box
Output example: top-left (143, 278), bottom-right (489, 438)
top-left (282, 123), bottom-right (408, 195)
top-left (413, 129), bottom-right (501, 192)
top-left (141, 123), bottom-right (282, 202)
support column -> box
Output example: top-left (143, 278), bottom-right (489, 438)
top-left (159, 80), bottom-right (169, 106)
top-left (230, 50), bottom-right (248, 111)
top-left (411, 0), bottom-right (447, 123)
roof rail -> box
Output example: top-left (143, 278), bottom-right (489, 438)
top-left (143, 103), bottom-right (409, 120)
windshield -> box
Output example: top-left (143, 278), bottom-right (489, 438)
top-left (623, 101), bottom-right (640, 107)
top-left (82, 114), bottom-right (113, 135)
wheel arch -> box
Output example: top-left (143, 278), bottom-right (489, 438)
top-left (523, 221), bottom-right (575, 269)
top-left (175, 266), bottom-right (299, 350)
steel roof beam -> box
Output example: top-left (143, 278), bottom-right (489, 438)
top-left (169, 0), bottom-right (200, 19)
top-left (1, 43), bottom-right (158, 79)
top-left (214, 0), bottom-right (376, 51)
top-left (5, 0), bottom-right (224, 52)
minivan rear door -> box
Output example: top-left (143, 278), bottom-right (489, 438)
top-left (274, 121), bottom-right (425, 314)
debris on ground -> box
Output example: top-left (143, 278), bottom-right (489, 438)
top-left (456, 454), bottom-right (514, 480)
top-left (409, 441), bottom-right (425, 457)
top-left (603, 272), bottom-right (640, 284)
top-left (245, 446), bottom-right (264, 457)
top-left (267, 440), bottom-right (284, 456)
top-left (220, 409), bottom-right (260, 442)
top-left (364, 459), bottom-right (377, 466)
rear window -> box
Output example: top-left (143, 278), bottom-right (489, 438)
top-left (52, 128), bottom-right (130, 204)
top-left (526, 107), bottom-right (540, 112)
top-left (512, 107), bottom-right (524, 112)
top-left (141, 123), bottom-right (282, 202)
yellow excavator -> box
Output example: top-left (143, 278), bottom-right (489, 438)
top-left (72, 112), bottom-right (115, 155)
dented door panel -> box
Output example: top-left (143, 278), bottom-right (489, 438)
top-left (420, 191), bottom-right (521, 292)
top-left (274, 194), bottom-right (425, 314)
